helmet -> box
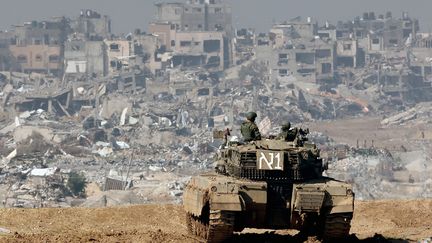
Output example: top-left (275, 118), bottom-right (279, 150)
top-left (246, 112), bottom-right (257, 121)
top-left (282, 122), bottom-right (291, 131)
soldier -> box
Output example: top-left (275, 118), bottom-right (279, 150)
top-left (278, 122), bottom-right (298, 142)
top-left (241, 112), bottom-right (261, 142)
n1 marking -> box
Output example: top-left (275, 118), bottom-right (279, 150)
top-left (259, 152), bottom-right (283, 170)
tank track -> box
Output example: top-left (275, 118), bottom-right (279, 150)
top-left (187, 210), bottom-right (235, 243)
top-left (321, 213), bottom-right (352, 241)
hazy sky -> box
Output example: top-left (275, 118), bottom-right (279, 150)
top-left (1, 0), bottom-right (432, 34)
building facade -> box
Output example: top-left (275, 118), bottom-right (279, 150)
top-left (70, 10), bottom-right (112, 41)
top-left (64, 40), bottom-right (107, 76)
top-left (5, 19), bottom-right (68, 75)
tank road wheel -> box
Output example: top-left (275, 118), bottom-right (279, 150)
top-left (186, 210), bottom-right (235, 243)
top-left (320, 213), bottom-right (352, 242)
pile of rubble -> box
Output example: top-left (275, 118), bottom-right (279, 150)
top-left (2, 167), bottom-right (70, 208)
top-left (309, 131), bottom-right (432, 200)
top-left (381, 102), bottom-right (432, 126)
top-left (1, 61), bottom-right (431, 208)
top-left (327, 147), bottom-right (432, 200)
top-left (0, 71), bottom-right (227, 207)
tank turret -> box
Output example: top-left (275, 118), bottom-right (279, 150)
top-left (215, 139), bottom-right (324, 181)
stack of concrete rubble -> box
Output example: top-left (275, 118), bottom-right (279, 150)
top-left (2, 167), bottom-right (70, 208)
top-left (327, 148), bottom-right (432, 200)
top-left (0, 73), bottom-right (225, 207)
top-left (306, 131), bottom-right (432, 200)
top-left (381, 102), bottom-right (432, 126)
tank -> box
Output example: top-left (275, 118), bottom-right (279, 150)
top-left (183, 128), bottom-right (354, 242)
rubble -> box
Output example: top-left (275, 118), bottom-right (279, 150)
top-left (381, 102), bottom-right (432, 126)
top-left (0, 1), bottom-right (431, 209)
top-left (326, 145), bottom-right (432, 200)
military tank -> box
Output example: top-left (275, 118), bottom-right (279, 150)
top-left (183, 128), bottom-right (354, 242)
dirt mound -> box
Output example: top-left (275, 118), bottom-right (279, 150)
top-left (0, 200), bottom-right (431, 242)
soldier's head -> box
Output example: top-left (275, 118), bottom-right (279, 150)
top-left (282, 122), bottom-right (291, 131)
top-left (245, 112), bottom-right (258, 122)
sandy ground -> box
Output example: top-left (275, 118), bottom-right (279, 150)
top-left (0, 200), bottom-right (431, 243)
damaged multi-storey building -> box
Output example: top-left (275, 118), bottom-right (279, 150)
top-left (234, 28), bottom-right (255, 65)
top-left (0, 18), bottom-right (68, 76)
top-left (253, 11), bottom-right (432, 106)
top-left (329, 11), bottom-right (430, 104)
top-left (148, 0), bottom-right (233, 73)
top-left (70, 9), bottom-right (112, 41)
top-left (64, 40), bottom-right (107, 76)
top-left (256, 17), bottom-right (337, 86)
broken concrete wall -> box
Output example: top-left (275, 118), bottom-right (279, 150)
top-left (99, 95), bottom-right (132, 120)
top-left (13, 126), bottom-right (62, 144)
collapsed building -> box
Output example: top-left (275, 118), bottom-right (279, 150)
top-left (253, 12), bottom-right (432, 106)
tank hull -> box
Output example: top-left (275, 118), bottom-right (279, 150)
top-left (183, 173), bottom-right (354, 242)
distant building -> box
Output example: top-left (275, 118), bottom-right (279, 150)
top-left (379, 69), bottom-right (430, 105)
top-left (70, 10), bottom-right (112, 41)
top-left (0, 31), bottom-right (16, 71)
top-left (257, 22), bottom-right (336, 85)
top-left (270, 17), bottom-right (318, 44)
top-left (234, 28), bottom-right (255, 65)
top-left (330, 11), bottom-right (418, 51)
top-left (336, 39), bottom-right (365, 68)
top-left (148, 22), bottom-right (176, 51)
top-left (64, 40), bottom-right (107, 76)
top-left (105, 40), bottom-right (134, 74)
top-left (172, 31), bottom-right (225, 70)
top-left (4, 18), bottom-right (68, 75)
top-left (149, 0), bottom-right (234, 70)
top-left (155, 0), bottom-right (233, 35)
top-left (132, 33), bottom-right (168, 76)
top-left (9, 44), bottom-right (62, 74)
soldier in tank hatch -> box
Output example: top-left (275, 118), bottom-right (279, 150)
top-left (278, 122), bottom-right (298, 142)
top-left (240, 112), bottom-right (261, 142)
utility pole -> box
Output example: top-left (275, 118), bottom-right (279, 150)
top-left (124, 151), bottom-right (134, 190)
top-left (94, 82), bottom-right (99, 127)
